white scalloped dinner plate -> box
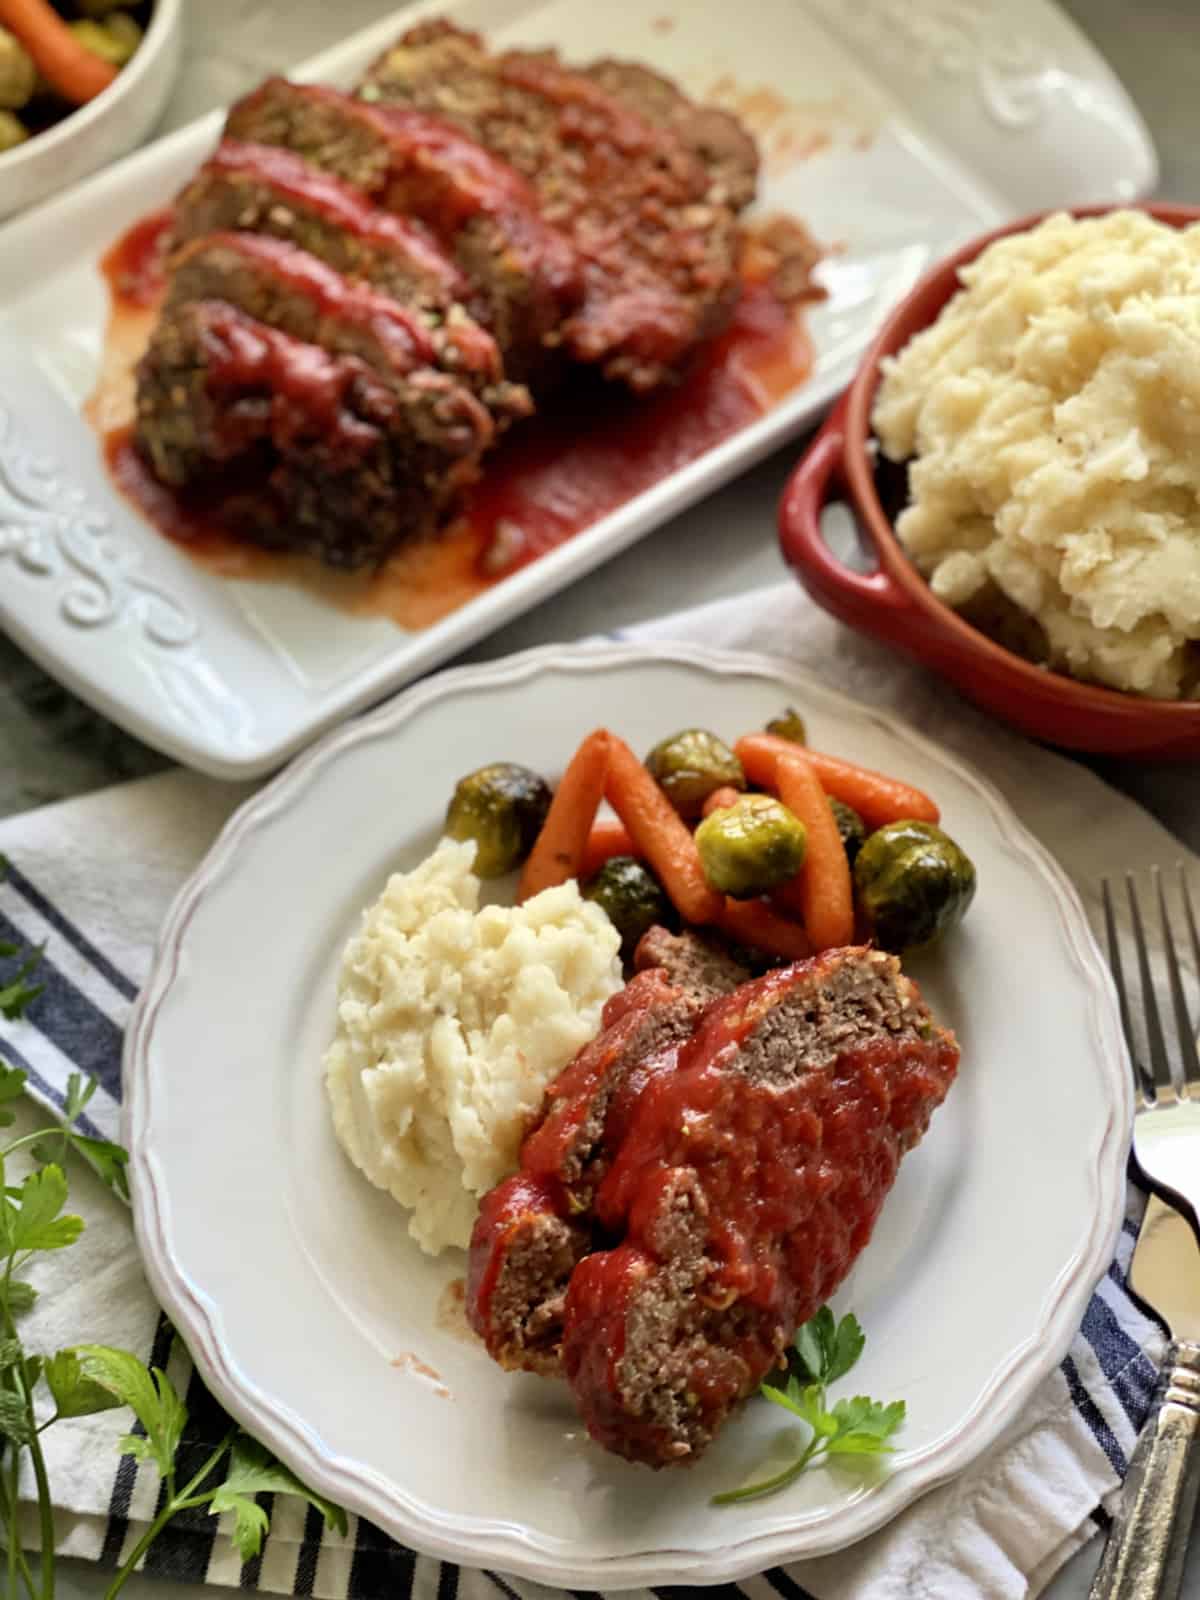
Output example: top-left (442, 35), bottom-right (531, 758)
top-left (125, 642), bottom-right (1131, 1587)
top-left (0, 0), bottom-right (1155, 779)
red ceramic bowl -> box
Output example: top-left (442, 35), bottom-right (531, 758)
top-left (779, 203), bottom-right (1200, 760)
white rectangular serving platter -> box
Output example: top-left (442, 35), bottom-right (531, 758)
top-left (0, 0), bottom-right (1155, 778)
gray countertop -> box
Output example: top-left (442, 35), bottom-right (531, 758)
top-left (3, 2), bottom-right (1198, 1597)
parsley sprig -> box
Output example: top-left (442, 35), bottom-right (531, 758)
top-left (713, 1307), bottom-right (906, 1504)
top-left (0, 1059), bottom-right (347, 1597)
top-left (0, 855), bottom-right (45, 1022)
top-left (0, 890), bottom-right (346, 1598)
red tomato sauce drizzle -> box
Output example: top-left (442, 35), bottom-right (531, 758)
top-left (96, 209), bottom-right (814, 631)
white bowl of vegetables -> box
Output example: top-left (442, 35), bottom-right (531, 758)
top-left (0, 0), bottom-right (181, 220)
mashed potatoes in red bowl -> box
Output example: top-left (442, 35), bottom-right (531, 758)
top-left (780, 204), bottom-right (1200, 759)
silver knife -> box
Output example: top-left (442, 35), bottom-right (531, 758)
top-left (1090, 1194), bottom-right (1200, 1600)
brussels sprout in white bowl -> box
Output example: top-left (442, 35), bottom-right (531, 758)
top-left (0, 0), bottom-right (180, 220)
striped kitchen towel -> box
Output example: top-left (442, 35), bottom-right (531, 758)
top-left (2, 582), bottom-right (1191, 1599)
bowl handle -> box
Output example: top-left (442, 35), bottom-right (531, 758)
top-left (778, 404), bottom-right (928, 653)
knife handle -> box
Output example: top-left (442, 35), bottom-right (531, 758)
top-left (1089, 1339), bottom-right (1200, 1600)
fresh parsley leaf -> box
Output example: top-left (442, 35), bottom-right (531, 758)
top-left (73, 1347), bottom-right (189, 1480)
top-left (0, 1390), bottom-right (31, 1445)
top-left (0, 1061), bottom-right (26, 1127)
top-left (0, 943), bottom-right (18, 959)
top-left (115, 1432), bottom-right (153, 1465)
top-left (15, 1073), bottom-right (130, 1202)
top-left (63, 1073), bottom-right (97, 1126)
top-left (44, 1350), bottom-right (127, 1420)
top-left (761, 1376), bottom-right (807, 1420)
top-left (209, 1435), bottom-right (347, 1559)
top-left (0, 1338), bottom-right (23, 1371)
top-left (67, 1134), bottom-right (130, 1204)
top-left (714, 1306), bottom-right (905, 1505)
top-left (0, 944), bottom-right (46, 1021)
top-left (826, 1313), bottom-right (866, 1386)
top-left (774, 1307), bottom-right (866, 1391)
top-left (793, 1305), bottom-right (835, 1384)
top-left (0, 1063), bottom-right (27, 1102)
top-left (5, 1165), bottom-right (84, 1253)
top-left (7, 1280), bottom-right (37, 1315)
top-left (825, 1396), bottom-right (906, 1454)
top-left (214, 1491), bottom-right (270, 1561)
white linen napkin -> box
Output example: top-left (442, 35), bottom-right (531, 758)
top-left (3, 580), bottom-right (1195, 1600)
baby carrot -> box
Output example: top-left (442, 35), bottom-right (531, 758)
top-left (604, 735), bottom-right (723, 926)
top-left (735, 734), bottom-right (939, 831)
top-left (773, 749), bottom-right (855, 951)
top-left (579, 818), bottom-right (637, 879)
top-left (0, 0), bottom-right (117, 104)
top-left (518, 730), bottom-right (611, 901)
top-left (716, 897), bottom-right (812, 962)
top-left (701, 785), bottom-right (744, 819)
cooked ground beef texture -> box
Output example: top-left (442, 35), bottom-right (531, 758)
top-left (468, 942), bottom-right (959, 1467)
top-left (223, 77), bottom-right (582, 385)
top-left (134, 299), bottom-right (487, 568)
top-left (359, 21), bottom-right (749, 391)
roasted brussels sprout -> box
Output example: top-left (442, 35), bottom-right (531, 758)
top-left (765, 706), bottom-right (807, 744)
top-left (0, 108), bottom-right (27, 152)
top-left (695, 794), bottom-right (807, 899)
top-left (70, 13), bottom-right (143, 68)
top-left (829, 796), bottom-right (867, 865)
top-left (444, 762), bottom-right (552, 878)
top-left (853, 820), bottom-right (976, 953)
top-left (0, 28), bottom-right (35, 110)
top-left (645, 728), bottom-right (744, 819)
top-left (584, 856), bottom-right (670, 959)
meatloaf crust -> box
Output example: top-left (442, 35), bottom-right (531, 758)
top-left (223, 78), bottom-right (581, 384)
top-left (563, 948), bottom-right (958, 1465)
top-left (162, 230), bottom-right (526, 426)
top-left (134, 300), bottom-right (488, 568)
top-left (358, 21), bottom-right (746, 391)
top-left (173, 139), bottom-right (473, 317)
top-left (469, 944), bottom-right (958, 1467)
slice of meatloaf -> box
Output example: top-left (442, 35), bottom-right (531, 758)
top-left (358, 22), bottom-right (745, 391)
top-left (581, 59), bottom-right (759, 212)
top-left (468, 934), bottom-right (749, 1377)
top-left (633, 925), bottom-right (753, 1001)
top-left (223, 78), bottom-right (581, 384)
top-left (173, 139), bottom-right (473, 318)
top-left (162, 231), bottom-right (527, 427)
top-left (134, 301), bottom-right (488, 568)
top-left (561, 948), bottom-right (959, 1466)
top-left (468, 1175), bottom-right (590, 1378)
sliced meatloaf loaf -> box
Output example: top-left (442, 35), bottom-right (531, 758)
top-left (580, 59), bottom-right (759, 212)
top-left (161, 231), bottom-right (528, 425)
top-left (172, 140), bottom-right (474, 320)
top-left (134, 301), bottom-right (489, 568)
top-left (358, 22), bottom-right (747, 390)
top-left (562, 948), bottom-right (959, 1466)
top-left (223, 78), bottom-right (581, 383)
top-left (468, 934), bottom-right (749, 1377)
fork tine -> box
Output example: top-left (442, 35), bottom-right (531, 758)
top-left (1157, 867), bottom-right (1200, 1096)
top-left (1127, 873), bottom-right (1177, 1099)
top-left (1103, 877), bottom-right (1148, 1106)
top-left (1181, 865), bottom-right (1200, 1004)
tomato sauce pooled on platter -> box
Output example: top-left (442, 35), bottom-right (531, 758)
top-left (94, 208), bottom-right (817, 631)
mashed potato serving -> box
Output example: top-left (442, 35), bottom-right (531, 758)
top-left (325, 837), bottom-right (622, 1254)
top-left (873, 210), bottom-right (1200, 699)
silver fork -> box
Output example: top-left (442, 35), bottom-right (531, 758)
top-left (1102, 866), bottom-right (1200, 1222)
top-left (1090, 868), bottom-right (1200, 1600)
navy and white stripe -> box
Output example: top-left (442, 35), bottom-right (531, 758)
top-left (0, 855), bottom-right (1166, 1599)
